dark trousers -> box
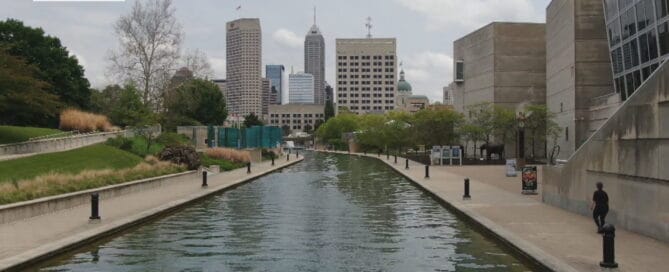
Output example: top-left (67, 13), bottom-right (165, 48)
top-left (593, 207), bottom-right (608, 229)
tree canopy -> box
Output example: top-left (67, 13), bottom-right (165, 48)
top-left (0, 19), bottom-right (91, 111)
top-left (90, 84), bottom-right (153, 128)
top-left (162, 78), bottom-right (227, 131)
top-left (243, 113), bottom-right (264, 128)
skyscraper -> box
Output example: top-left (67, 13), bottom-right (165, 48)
top-left (262, 78), bottom-right (270, 115)
top-left (266, 65), bottom-right (285, 105)
top-left (336, 38), bottom-right (397, 114)
top-left (289, 72), bottom-right (315, 104)
top-left (226, 18), bottom-right (262, 117)
top-left (305, 9), bottom-right (325, 104)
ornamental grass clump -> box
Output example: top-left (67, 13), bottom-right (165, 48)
top-left (59, 109), bottom-right (117, 133)
top-left (204, 148), bottom-right (251, 163)
top-left (0, 157), bottom-right (185, 205)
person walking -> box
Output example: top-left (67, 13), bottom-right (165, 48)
top-left (590, 182), bottom-right (609, 233)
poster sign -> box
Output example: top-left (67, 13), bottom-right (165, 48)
top-left (506, 159), bottom-right (517, 177)
top-left (521, 166), bottom-right (538, 194)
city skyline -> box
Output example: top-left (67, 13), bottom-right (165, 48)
top-left (1, 0), bottom-right (550, 102)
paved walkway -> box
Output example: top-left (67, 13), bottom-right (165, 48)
top-left (0, 156), bottom-right (303, 271)
top-left (331, 151), bottom-right (669, 272)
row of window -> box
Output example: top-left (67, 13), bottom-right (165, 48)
top-left (338, 100), bottom-right (396, 104)
top-left (338, 87), bottom-right (395, 92)
top-left (338, 73), bottom-right (394, 79)
top-left (338, 93), bottom-right (394, 98)
top-left (337, 68), bottom-right (393, 73)
top-left (337, 80), bottom-right (396, 85)
top-left (614, 62), bottom-right (659, 100)
top-left (610, 23), bottom-right (668, 76)
top-left (345, 106), bottom-right (395, 111)
top-left (269, 113), bottom-right (325, 118)
top-left (337, 55), bottom-right (395, 60)
top-left (337, 62), bottom-right (395, 66)
top-left (269, 119), bottom-right (320, 124)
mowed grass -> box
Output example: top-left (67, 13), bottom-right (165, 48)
top-left (0, 126), bottom-right (62, 144)
top-left (0, 144), bottom-right (142, 184)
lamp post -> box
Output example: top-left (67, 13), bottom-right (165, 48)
top-left (517, 113), bottom-right (527, 170)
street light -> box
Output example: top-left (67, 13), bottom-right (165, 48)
top-left (517, 112), bottom-right (527, 170)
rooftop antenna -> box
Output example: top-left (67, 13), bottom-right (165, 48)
top-left (235, 0), bottom-right (242, 19)
top-left (313, 6), bottom-right (317, 25)
top-left (365, 17), bottom-right (373, 38)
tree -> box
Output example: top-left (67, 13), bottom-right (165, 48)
top-left (108, 0), bottom-right (183, 107)
top-left (315, 113), bottom-right (359, 149)
top-left (182, 49), bottom-right (213, 79)
top-left (243, 113), bottom-right (263, 128)
top-left (0, 49), bottom-right (63, 126)
top-left (324, 99), bottom-right (335, 121)
top-left (163, 78), bottom-right (227, 131)
top-left (0, 19), bottom-right (91, 112)
top-left (412, 108), bottom-right (464, 148)
top-left (524, 104), bottom-right (559, 159)
top-left (91, 84), bottom-right (153, 128)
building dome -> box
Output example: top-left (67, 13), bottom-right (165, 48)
top-left (398, 69), bottom-right (412, 93)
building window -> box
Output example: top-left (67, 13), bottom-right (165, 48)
top-left (658, 22), bottom-right (669, 55)
top-left (455, 60), bottom-right (464, 82)
top-left (608, 19), bottom-right (622, 46)
top-left (621, 9), bottom-right (636, 40)
top-left (604, 0), bottom-right (618, 20)
top-left (657, 0), bottom-right (669, 20)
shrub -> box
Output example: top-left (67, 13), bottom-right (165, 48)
top-left (261, 149), bottom-right (277, 160)
top-left (156, 132), bottom-right (191, 147)
top-left (106, 136), bottom-right (164, 158)
top-left (158, 146), bottom-right (201, 170)
top-left (204, 148), bottom-right (251, 163)
top-left (106, 136), bottom-right (133, 151)
top-left (200, 155), bottom-right (245, 171)
top-left (59, 109), bottom-right (116, 133)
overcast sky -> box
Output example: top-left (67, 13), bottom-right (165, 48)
top-left (2, 0), bottom-right (550, 102)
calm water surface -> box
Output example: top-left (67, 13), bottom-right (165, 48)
top-left (36, 152), bottom-right (533, 271)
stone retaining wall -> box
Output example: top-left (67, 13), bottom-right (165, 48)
top-left (0, 131), bottom-right (125, 156)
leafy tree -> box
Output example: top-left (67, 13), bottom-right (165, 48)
top-left (91, 84), bottom-right (152, 128)
top-left (315, 113), bottom-right (359, 149)
top-left (0, 19), bottom-right (91, 111)
top-left (163, 78), bottom-right (227, 131)
top-left (524, 104), bottom-right (559, 159)
top-left (243, 113), bottom-right (263, 128)
top-left (356, 114), bottom-right (387, 151)
top-left (412, 108), bottom-right (464, 148)
top-left (0, 49), bottom-right (63, 126)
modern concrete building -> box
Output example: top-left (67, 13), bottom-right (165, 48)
top-left (443, 84), bottom-right (454, 105)
top-left (452, 22), bottom-right (547, 114)
top-left (336, 38), bottom-right (398, 115)
top-left (405, 95), bottom-right (430, 113)
top-left (268, 104), bottom-right (325, 132)
top-left (546, 0), bottom-right (617, 159)
top-left (452, 22), bottom-right (546, 158)
top-left (226, 18), bottom-right (262, 116)
top-left (289, 72), bottom-right (315, 104)
top-left (603, 0), bottom-right (665, 100)
top-left (266, 65), bottom-right (285, 105)
top-left (305, 16), bottom-right (326, 105)
top-left (262, 78), bottom-right (270, 115)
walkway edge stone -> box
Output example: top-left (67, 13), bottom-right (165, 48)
top-left (318, 150), bottom-right (579, 272)
top-left (0, 157), bottom-right (304, 272)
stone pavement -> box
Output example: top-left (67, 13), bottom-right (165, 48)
top-left (0, 156), bottom-right (303, 271)
top-left (325, 150), bottom-right (669, 272)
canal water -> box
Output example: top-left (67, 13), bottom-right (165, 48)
top-left (36, 152), bottom-right (533, 271)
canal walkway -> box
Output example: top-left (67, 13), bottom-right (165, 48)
top-left (324, 150), bottom-right (669, 272)
top-left (0, 156), bottom-right (303, 271)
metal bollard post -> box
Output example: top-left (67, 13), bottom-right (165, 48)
top-left (287, 153), bottom-right (290, 161)
top-left (89, 193), bottom-right (101, 220)
top-left (271, 156), bottom-right (275, 166)
top-left (425, 164), bottom-right (430, 179)
top-left (386, 151), bottom-right (389, 160)
top-left (202, 171), bottom-right (208, 187)
top-left (247, 162), bottom-right (251, 174)
top-left (463, 178), bottom-right (471, 200)
top-left (394, 155), bottom-right (397, 164)
top-left (405, 158), bottom-right (409, 170)
top-left (378, 151), bottom-right (381, 157)
top-left (600, 224), bottom-right (619, 268)
top-left (296, 150), bottom-right (299, 158)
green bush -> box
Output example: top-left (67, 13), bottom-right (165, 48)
top-left (156, 132), bottom-right (191, 147)
top-left (200, 154), bottom-right (245, 171)
top-left (261, 149), bottom-right (277, 160)
top-left (106, 136), bottom-right (164, 158)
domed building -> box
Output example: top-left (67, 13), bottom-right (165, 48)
top-left (396, 68), bottom-right (429, 113)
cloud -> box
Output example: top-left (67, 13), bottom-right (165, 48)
top-left (402, 51), bottom-right (454, 102)
top-left (395, 0), bottom-right (542, 31)
top-left (209, 56), bottom-right (226, 79)
top-left (272, 28), bottom-right (303, 49)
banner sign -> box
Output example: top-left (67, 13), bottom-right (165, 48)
top-left (521, 166), bottom-right (538, 194)
top-left (506, 159), bottom-right (517, 177)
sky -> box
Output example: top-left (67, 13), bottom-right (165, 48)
top-left (2, 0), bottom-right (551, 102)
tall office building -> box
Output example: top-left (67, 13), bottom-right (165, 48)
top-left (262, 78), bottom-right (270, 115)
top-left (305, 12), bottom-right (326, 104)
top-left (226, 18), bottom-right (262, 117)
top-left (266, 65), bottom-right (284, 104)
top-left (603, 0), bottom-right (665, 100)
top-left (336, 38), bottom-right (398, 114)
top-left (289, 72), bottom-right (315, 104)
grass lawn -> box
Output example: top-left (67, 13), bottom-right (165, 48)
top-left (0, 144), bottom-right (142, 183)
top-left (200, 154), bottom-right (246, 171)
top-left (0, 126), bottom-right (62, 145)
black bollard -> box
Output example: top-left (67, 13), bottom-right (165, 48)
top-left (202, 171), bottom-right (208, 187)
top-left (386, 151), bottom-right (390, 160)
top-left (247, 162), bottom-right (251, 174)
top-left (405, 158), bottom-right (409, 170)
top-left (89, 193), bottom-right (101, 220)
top-left (463, 178), bottom-right (471, 200)
top-left (271, 156), bottom-right (275, 166)
top-left (600, 224), bottom-right (619, 268)
top-left (378, 151), bottom-right (381, 157)
top-left (394, 155), bottom-right (397, 164)
top-left (425, 164), bottom-right (430, 179)
top-left (287, 153), bottom-right (290, 161)
top-left (296, 150), bottom-right (299, 158)
top-left (364, 150), bottom-right (367, 155)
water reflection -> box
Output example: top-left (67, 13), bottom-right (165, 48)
top-left (37, 152), bottom-right (532, 272)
